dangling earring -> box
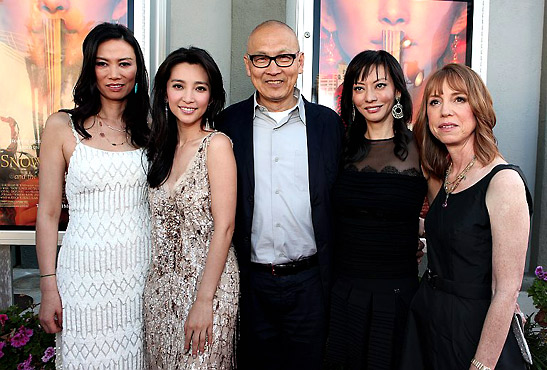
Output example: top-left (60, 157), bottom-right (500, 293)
top-left (134, 83), bottom-right (138, 94)
top-left (205, 118), bottom-right (210, 130)
top-left (323, 31), bottom-right (337, 65)
top-left (451, 34), bottom-right (460, 63)
top-left (392, 96), bottom-right (404, 120)
top-left (165, 102), bottom-right (169, 121)
top-left (352, 104), bottom-right (356, 122)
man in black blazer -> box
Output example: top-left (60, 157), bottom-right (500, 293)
top-left (216, 20), bottom-right (343, 370)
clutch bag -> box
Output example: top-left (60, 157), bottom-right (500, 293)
top-left (512, 311), bottom-right (533, 365)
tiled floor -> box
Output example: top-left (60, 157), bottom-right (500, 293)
top-left (12, 267), bottom-right (539, 317)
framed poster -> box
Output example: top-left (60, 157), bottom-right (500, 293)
top-left (296, 0), bottom-right (489, 117)
top-left (0, 0), bottom-right (149, 231)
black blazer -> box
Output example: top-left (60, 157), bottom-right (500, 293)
top-left (216, 95), bottom-right (344, 302)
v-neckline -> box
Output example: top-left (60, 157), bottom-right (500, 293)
top-left (161, 132), bottom-right (212, 197)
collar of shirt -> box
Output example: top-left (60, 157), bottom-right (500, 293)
top-left (252, 88), bottom-right (306, 125)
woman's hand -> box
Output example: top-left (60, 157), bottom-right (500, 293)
top-left (184, 297), bottom-right (213, 356)
top-left (39, 288), bottom-right (63, 334)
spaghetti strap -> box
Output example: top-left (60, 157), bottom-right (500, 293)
top-left (205, 130), bottom-right (233, 147)
top-left (66, 113), bottom-right (81, 144)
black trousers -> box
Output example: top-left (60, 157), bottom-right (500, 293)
top-left (237, 266), bottom-right (327, 370)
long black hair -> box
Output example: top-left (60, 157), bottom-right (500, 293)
top-left (147, 47), bottom-right (226, 188)
top-left (61, 22), bottom-right (150, 147)
top-left (341, 50), bottom-right (412, 163)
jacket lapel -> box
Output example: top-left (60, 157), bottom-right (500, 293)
top-left (304, 99), bottom-right (322, 204)
top-left (241, 97), bottom-right (255, 196)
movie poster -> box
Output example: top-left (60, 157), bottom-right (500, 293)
top-left (0, 0), bottom-right (130, 229)
top-left (316, 0), bottom-right (473, 117)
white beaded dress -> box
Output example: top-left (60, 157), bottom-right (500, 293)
top-left (143, 131), bottom-right (239, 369)
top-left (55, 121), bottom-right (151, 369)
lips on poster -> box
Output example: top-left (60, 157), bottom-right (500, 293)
top-left (0, 0), bottom-right (129, 228)
top-left (317, 0), bottom-right (472, 117)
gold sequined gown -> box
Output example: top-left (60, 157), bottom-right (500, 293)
top-left (143, 132), bottom-right (239, 369)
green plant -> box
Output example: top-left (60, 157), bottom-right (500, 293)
top-left (526, 266), bottom-right (547, 369)
top-left (524, 314), bottom-right (547, 370)
top-left (0, 304), bottom-right (55, 370)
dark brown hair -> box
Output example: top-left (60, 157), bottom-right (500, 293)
top-left (61, 23), bottom-right (150, 147)
top-left (341, 50), bottom-right (413, 163)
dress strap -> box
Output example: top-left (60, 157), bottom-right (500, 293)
top-left (486, 164), bottom-right (533, 215)
top-left (205, 131), bottom-right (234, 144)
top-left (204, 131), bottom-right (233, 147)
top-left (67, 113), bottom-right (82, 144)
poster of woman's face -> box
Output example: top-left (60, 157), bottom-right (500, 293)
top-left (318, 0), bottom-right (472, 116)
top-left (0, 0), bottom-right (129, 228)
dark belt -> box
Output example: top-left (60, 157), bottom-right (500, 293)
top-left (425, 269), bottom-right (492, 300)
top-left (251, 254), bottom-right (318, 276)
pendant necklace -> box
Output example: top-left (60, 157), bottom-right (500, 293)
top-left (96, 115), bottom-right (127, 146)
top-left (97, 114), bottom-right (126, 132)
top-left (442, 155), bottom-right (477, 208)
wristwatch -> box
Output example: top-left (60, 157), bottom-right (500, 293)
top-left (471, 358), bottom-right (491, 370)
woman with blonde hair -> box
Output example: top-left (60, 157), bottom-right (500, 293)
top-left (401, 63), bottom-right (532, 370)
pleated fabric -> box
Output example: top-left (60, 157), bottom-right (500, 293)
top-left (325, 277), bottom-right (418, 370)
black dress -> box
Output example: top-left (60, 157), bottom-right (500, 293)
top-left (400, 164), bottom-right (532, 370)
top-left (324, 135), bottom-right (427, 370)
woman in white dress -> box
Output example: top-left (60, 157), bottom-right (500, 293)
top-left (36, 23), bottom-right (151, 369)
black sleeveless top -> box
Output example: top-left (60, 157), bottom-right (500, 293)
top-left (426, 164), bottom-right (533, 285)
top-left (400, 164), bottom-right (532, 370)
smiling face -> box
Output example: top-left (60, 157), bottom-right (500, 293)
top-left (426, 80), bottom-right (476, 148)
top-left (94, 39), bottom-right (137, 102)
top-left (352, 64), bottom-right (398, 128)
top-left (166, 62), bottom-right (211, 128)
top-left (244, 22), bottom-right (304, 112)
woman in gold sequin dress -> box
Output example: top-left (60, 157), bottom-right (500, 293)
top-left (143, 47), bottom-right (239, 369)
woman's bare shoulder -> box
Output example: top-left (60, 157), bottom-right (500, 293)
top-left (44, 112), bottom-right (73, 131)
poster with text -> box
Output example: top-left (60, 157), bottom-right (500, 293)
top-left (317, 0), bottom-right (473, 119)
top-left (0, 0), bottom-right (130, 229)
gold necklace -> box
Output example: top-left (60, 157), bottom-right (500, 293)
top-left (96, 115), bottom-right (127, 146)
top-left (442, 155), bottom-right (477, 208)
top-left (97, 115), bottom-right (126, 132)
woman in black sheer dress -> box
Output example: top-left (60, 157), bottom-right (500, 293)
top-left (324, 50), bottom-right (426, 370)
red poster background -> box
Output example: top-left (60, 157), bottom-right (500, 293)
top-left (317, 0), bottom-right (472, 118)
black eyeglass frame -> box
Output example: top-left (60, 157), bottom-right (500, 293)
top-left (247, 53), bottom-right (300, 68)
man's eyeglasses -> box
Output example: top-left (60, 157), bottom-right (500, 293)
top-left (247, 53), bottom-right (299, 68)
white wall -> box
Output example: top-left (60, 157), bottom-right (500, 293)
top-left (486, 0), bottom-right (545, 196)
top-left (169, 0), bottom-right (232, 102)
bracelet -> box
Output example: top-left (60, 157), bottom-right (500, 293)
top-left (40, 273), bottom-right (56, 278)
top-left (471, 358), bottom-right (491, 370)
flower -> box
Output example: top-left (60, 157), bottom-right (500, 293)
top-left (10, 326), bottom-right (33, 348)
top-left (0, 304), bottom-right (55, 369)
top-left (0, 314), bottom-right (7, 326)
top-left (535, 265), bottom-right (547, 281)
top-left (41, 346), bottom-right (55, 363)
top-left (17, 354), bottom-right (35, 370)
